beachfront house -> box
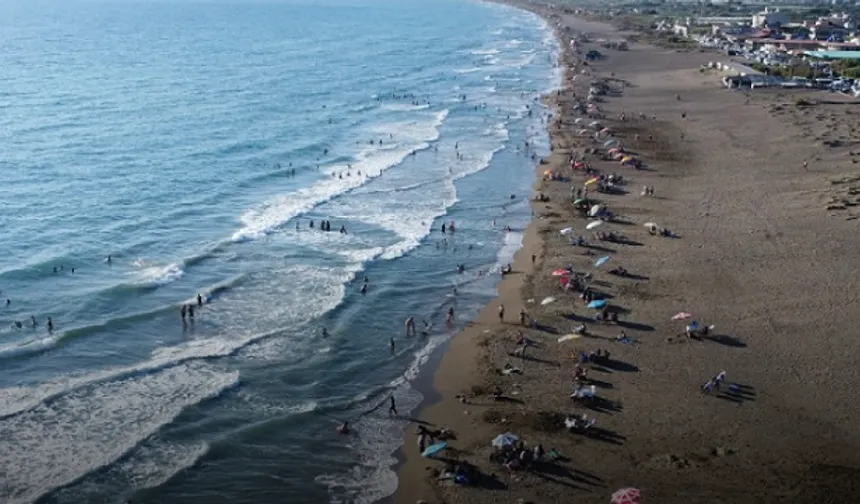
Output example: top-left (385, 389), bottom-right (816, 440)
top-left (752, 8), bottom-right (789, 30)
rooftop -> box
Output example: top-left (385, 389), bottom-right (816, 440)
top-left (804, 50), bottom-right (860, 60)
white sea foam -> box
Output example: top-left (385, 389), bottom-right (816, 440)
top-left (231, 110), bottom-right (448, 243)
top-left (379, 103), bottom-right (429, 112)
top-left (469, 48), bottom-right (500, 55)
top-left (0, 362), bottom-right (237, 504)
top-left (133, 262), bottom-right (184, 287)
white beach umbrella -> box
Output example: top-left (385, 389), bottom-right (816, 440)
top-left (586, 220), bottom-right (603, 230)
top-left (588, 204), bottom-right (604, 217)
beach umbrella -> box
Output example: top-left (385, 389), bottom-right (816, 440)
top-left (541, 296), bottom-right (556, 306)
top-left (544, 169), bottom-right (553, 176)
top-left (559, 227), bottom-right (573, 235)
top-left (603, 139), bottom-right (618, 147)
top-left (578, 129), bottom-right (589, 135)
top-left (600, 127), bottom-right (612, 134)
top-left (588, 204), bottom-right (604, 217)
top-left (588, 299), bottom-right (608, 309)
top-left (586, 220), bottom-right (603, 230)
top-left (573, 198), bottom-right (589, 205)
top-left (643, 222), bottom-right (658, 228)
top-left (607, 147), bottom-right (621, 154)
top-left (552, 269), bottom-right (569, 276)
top-left (611, 487), bottom-right (641, 504)
top-left (491, 433), bottom-right (519, 448)
top-left (612, 152), bottom-right (624, 160)
top-left (585, 177), bottom-right (600, 186)
top-left (422, 441), bottom-right (448, 458)
top-left (589, 121), bottom-right (601, 128)
top-left (594, 255), bottom-right (611, 267)
top-left (574, 118), bottom-right (584, 124)
top-left (557, 333), bottom-right (581, 343)
top-left (621, 155), bottom-right (634, 163)
top-left (671, 312), bottom-right (692, 321)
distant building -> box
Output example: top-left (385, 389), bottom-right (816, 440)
top-left (752, 8), bottom-right (789, 29)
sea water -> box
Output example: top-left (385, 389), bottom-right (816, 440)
top-left (0, 0), bottom-right (559, 502)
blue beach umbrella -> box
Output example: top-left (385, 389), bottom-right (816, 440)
top-left (422, 441), bottom-right (448, 458)
top-left (594, 256), bottom-right (611, 267)
top-left (588, 299), bottom-right (608, 309)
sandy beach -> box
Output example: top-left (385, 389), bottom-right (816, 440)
top-left (391, 2), bottom-right (860, 504)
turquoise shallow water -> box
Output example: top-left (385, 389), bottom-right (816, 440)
top-left (0, 1), bottom-right (559, 502)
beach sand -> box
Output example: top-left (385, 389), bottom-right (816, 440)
top-left (390, 4), bottom-right (860, 504)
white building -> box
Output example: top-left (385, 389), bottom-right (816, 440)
top-left (752, 8), bottom-right (789, 29)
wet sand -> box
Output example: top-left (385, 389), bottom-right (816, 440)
top-left (390, 3), bottom-right (860, 504)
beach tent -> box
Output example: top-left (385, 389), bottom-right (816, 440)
top-left (422, 442), bottom-right (448, 458)
top-left (491, 433), bottom-right (519, 448)
top-left (611, 488), bottom-right (641, 504)
top-left (588, 299), bottom-right (607, 309)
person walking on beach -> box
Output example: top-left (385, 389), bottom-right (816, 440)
top-left (446, 307), bottom-right (455, 327)
top-left (498, 304), bottom-right (505, 323)
top-left (803, 159), bottom-right (809, 172)
top-left (388, 396), bottom-right (398, 416)
top-left (405, 317), bottom-right (415, 337)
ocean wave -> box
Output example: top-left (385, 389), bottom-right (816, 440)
top-left (0, 362), bottom-right (238, 504)
top-left (379, 103), bottom-right (429, 112)
top-left (231, 110), bottom-right (449, 243)
top-left (469, 48), bottom-right (500, 55)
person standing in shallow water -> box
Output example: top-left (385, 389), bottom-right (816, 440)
top-left (388, 395), bottom-right (398, 416)
top-left (180, 304), bottom-right (187, 321)
top-left (197, 293), bottom-right (203, 308)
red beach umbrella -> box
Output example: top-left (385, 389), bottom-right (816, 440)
top-left (611, 487), bottom-right (640, 504)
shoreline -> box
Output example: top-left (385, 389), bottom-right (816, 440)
top-left (389, 1), bottom-right (567, 502)
top-left (388, 1), bottom-right (860, 504)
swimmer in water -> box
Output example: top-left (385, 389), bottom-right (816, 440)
top-left (322, 327), bottom-right (329, 338)
top-left (197, 293), bottom-right (203, 307)
top-left (337, 422), bottom-right (349, 434)
top-left (390, 336), bottom-right (395, 353)
top-left (360, 283), bottom-right (367, 294)
top-left (47, 317), bottom-right (54, 333)
top-left (31, 315), bottom-right (37, 328)
top-left (405, 316), bottom-right (415, 337)
top-left (446, 307), bottom-right (455, 326)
